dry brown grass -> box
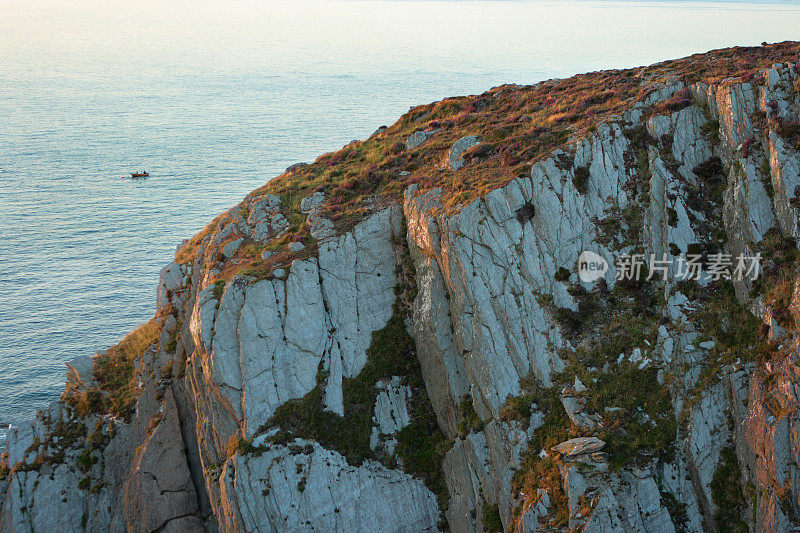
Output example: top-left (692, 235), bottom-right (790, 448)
top-left (251, 42), bottom-right (800, 221)
top-left (178, 42), bottom-right (800, 278)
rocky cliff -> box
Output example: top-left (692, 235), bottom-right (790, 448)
top-left (3, 42), bottom-right (800, 532)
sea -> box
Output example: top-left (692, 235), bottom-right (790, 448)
top-left (2, 0), bottom-right (799, 440)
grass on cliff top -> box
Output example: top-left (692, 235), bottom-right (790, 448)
top-left (175, 42), bottom-right (800, 277)
top-left (63, 315), bottom-right (164, 421)
top-left (243, 41), bottom-right (800, 224)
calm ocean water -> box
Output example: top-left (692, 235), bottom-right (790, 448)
top-left (1, 0), bottom-right (799, 431)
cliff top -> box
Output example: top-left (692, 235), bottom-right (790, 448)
top-left (175, 40), bottom-right (800, 279)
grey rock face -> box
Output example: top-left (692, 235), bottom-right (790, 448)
top-left (404, 121), bottom-right (640, 423)
top-left (157, 262), bottom-right (189, 308)
top-left (220, 440), bottom-right (439, 532)
top-left (370, 377), bottom-right (412, 455)
top-left (221, 237), bottom-right (243, 259)
top-left (300, 191), bottom-right (337, 241)
top-left (65, 355), bottom-right (94, 386)
top-left (559, 395), bottom-right (601, 431)
top-left (444, 416), bottom-right (539, 532)
top-left (1, 463), bottom-right (112, 532)
top-left (122, 390), bottom-right (202, 532)
top-left (247, 194), bottom-right (288, 243)
top-left (300, 191), bottom-right (325, 213)
top-left (187, 207), bottom-right (402, 438)
top-left (308, 213), bottom-right (336, 241)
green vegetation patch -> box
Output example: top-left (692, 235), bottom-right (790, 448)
top-left (0, 456), bottom-right (9, 482)
top-left (683, 280), bottom-right (763, 363)
top-left (265, 297), bottom-right (449, 509)
top-left (701, 119), bottom-right (721, 146)
top-left (554, 279), bottom-right (662, 368)
top-left (482, 503), bottom-right (503, 532)
top-left (753, 228), bottom-right (800, 329)
top-left (550, 280), bottom-right (674, 471)
top-left (675, 229), bottom-right (799, 407)
top-left (509, 379), bottom-right (572, 529)
top-left (659, 489), bottom-right (689, 531)
top-left (587, 364), bottom-right (675, 470)
top-left (676, 232), bottom-right (798, 411)
top-left (772, 114), bottom-right (800, 151)
top-left (510, 276), bottom-right (677, 522)
top-left (458, 395), bottom-right (485, 436)
top-left (572, 166), bottom-right (590, 195)
top-left (710, 445), bottom-right (748, 532)
top-left (509, 365), bottom-right (674, 523)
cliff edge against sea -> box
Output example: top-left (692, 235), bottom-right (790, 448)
top-left (3, 42), bottom-right (800, 532)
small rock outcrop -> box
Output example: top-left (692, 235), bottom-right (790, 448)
top-left (406, 129), bottom-right (438, 150)
top-left (447, 135), bottom-right (480, 170)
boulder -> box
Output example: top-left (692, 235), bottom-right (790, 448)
top-left (406, 129), bottom-right (437, 150)
top-left (552, 437), bottom-right (606, 458)
top-left (247, 194), bottom-right (281, 226)
top-left (448, 135), bottom-right (480, 170)
top-left (65, 355), bottom-right (94, 387)
top-left (253, 212), bottom-right (289, 242)
top-left (286, 162), bottom-right (308, 172)
top-left (222, 238), bottom-right (243, 259)
top-left (156, 262), bottom-right (187, 308)
top-left (560, 395), bottom-right (601, 431)
top-left (300, 191), bottom-right (325, 213)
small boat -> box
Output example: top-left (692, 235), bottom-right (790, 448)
top-left (130, 171), bottom-right (149, 178)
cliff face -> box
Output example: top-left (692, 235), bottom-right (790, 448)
top-left (3, 43), bottom-right (800, 532)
